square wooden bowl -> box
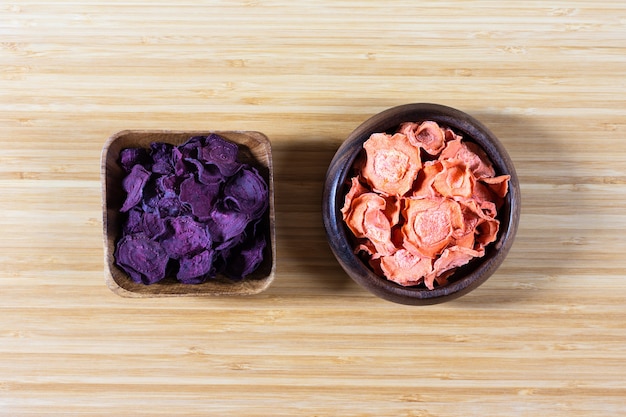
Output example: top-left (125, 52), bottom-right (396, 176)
top-left (101, 130), bottom-right (275, 297)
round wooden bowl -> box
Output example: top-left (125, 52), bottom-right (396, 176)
top-left (322, 103), bottom-right (521, 305)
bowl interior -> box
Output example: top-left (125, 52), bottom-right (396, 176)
top-left (101, 130), bottom-right (275, 297)
top-left (323, 103), bottom-right (520, 305)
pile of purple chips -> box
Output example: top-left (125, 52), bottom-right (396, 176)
top-left (114, 134), bottom-right (269, 285)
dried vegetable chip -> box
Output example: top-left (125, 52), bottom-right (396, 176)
top-left (223, 233), bottom-right (267, 280)
top-left (120, 165), bottom-right (151, 212)
top-left (361, 132), bottom-right (421, 196)
top-left (342, 121), bottom-right (509, 289)
top-left (119, 147), bottom-right (150, 173)
top-left (399, 121), bottom-right (446, 156)
top-left (200, 133), bottom-right (243, 177)
top-left (114, 234), bottom-right (169, 285)
top-left (223, 167), bottom-right (269, 219)
top-left (177, 249), bottom-right (215, 284)
top-left (114, 134), bottom-right (269, 285)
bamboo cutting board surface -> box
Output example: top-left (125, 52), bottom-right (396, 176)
top-left (1, 1), bottom-right (625, 415)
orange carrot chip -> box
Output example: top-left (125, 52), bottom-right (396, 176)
top-left (342, 192), bottom-right (397, 257)
top-left (380, 249), bottom-right (432, 287)
top-left (361, 133), bottom-right (421, 196)
top-left (399, 121), bottom-right (446, 155)
top-left (441, 138), bottom-right (495, 179)
top-left (402, 198), bottom-right (464, 259)
top-left (433, 159), bottom-right (475, 199)
top-left (412, 160), bottom-right (443, 199)
top-left (424, 246), bottom-right (484, 289)
top-left (481, 174), bottom-right (511, 198)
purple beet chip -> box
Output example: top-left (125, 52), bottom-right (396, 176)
top-left (119, 147), bottom-right (150, 172)
top-left (200, 134), bottom-right (242, 177)
top-left (156, 174), bottom-right (180, 197)
top-left (208, 204), bottom-right (250, 245)
top-left (120, 164), bottom-right (151, 212)
top-left (150, 142), bottom-right (174, 175)
top-left (114, 233), bottom-right (169, 284)
top-left (223, 234), bottom-right (267, 280)
top-left (178, 136), bottom-right (204, 160)
top-left (157, 195), bottom-right (184, 218)
top-left (160, 216), bottom-right (212, 259)
top-left (223, 166), bottom-right (269, 220)
top-left (177, 249), bottom-right (215, 284)
top-left (123, 210), bottom-right (166, 241)
top-left (142, 211), bottom-right (167, 238)
top-left (185, 157), bottom-right (225, 185)
top-left (179, 176), bottom-right (221, 219)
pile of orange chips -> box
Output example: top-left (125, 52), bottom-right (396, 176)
top-left (341, 121), bottom-right (509, 289)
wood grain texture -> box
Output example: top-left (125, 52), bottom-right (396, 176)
top-left (1, 1), bottom-right (626, 415)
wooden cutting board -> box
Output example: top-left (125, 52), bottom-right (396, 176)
top-left (1, 1), bottom-right (625, 415)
